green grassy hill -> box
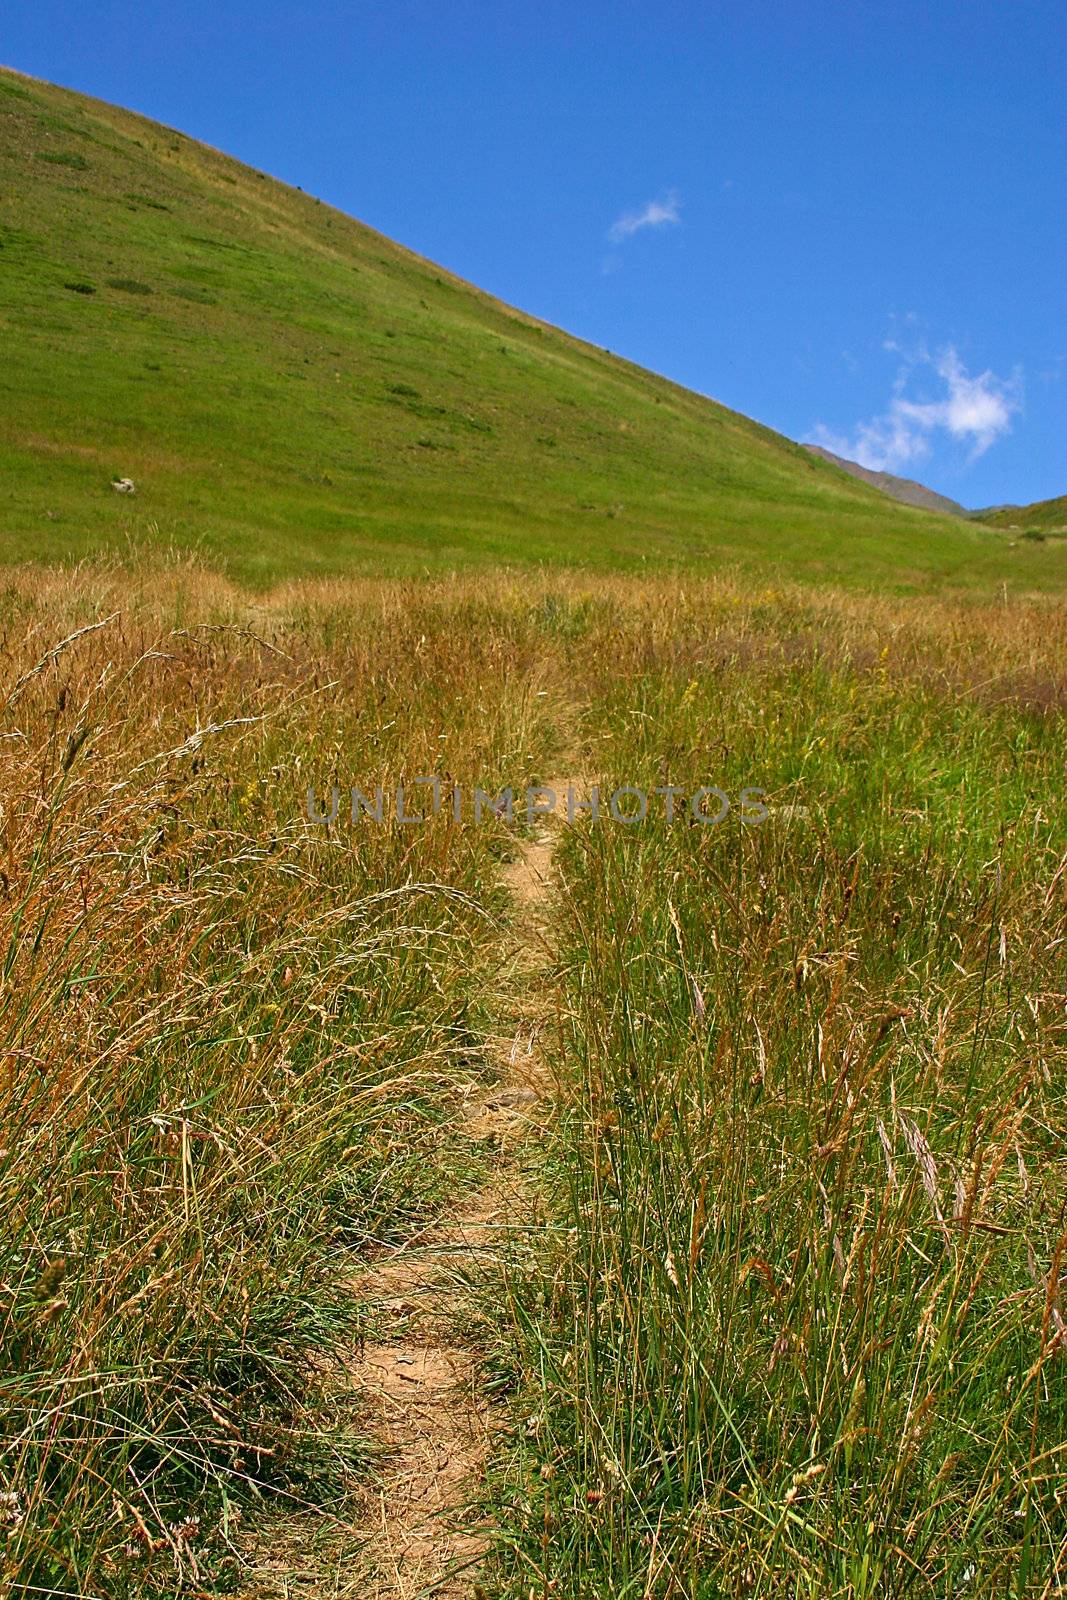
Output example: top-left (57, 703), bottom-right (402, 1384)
top-left (975, 495), bottom-right (1067, 536)
top-left (1, 65), bottom-right (1062, 591)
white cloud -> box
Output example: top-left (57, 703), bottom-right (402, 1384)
top-left (809, 346), bottom-right (1021, 474)
top-left (607, 190), bottom-right (681, 244)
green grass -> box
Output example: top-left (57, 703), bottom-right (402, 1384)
top-left (976, 496), bottom-right (1067, 537)
top-left (1, 65), bottom-right (1064, 593)
top-left (485, 584), bottom-right (1067, 1597)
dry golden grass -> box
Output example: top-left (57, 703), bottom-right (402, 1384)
top-left (0, 560), bottom-right (560, 1595)
top-left (1, 560), bottom-right (1064, 1597)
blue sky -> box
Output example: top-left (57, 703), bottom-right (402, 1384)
top-left (5, 1), bottom-right (1064, 507)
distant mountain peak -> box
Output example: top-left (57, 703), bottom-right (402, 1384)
top-left (802, 445), bottom-right (969, 518)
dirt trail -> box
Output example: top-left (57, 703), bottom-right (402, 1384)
top-left (349, 796), bottom-right (567, 1598)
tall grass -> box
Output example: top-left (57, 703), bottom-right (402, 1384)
top-left (490, 584), bottom-right (1067, 1597)
top-left (2, 566), bottom-right (1064, 1597)
top-left (0, 566), bottom-right (557, 1596)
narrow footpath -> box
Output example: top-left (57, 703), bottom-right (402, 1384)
top-left (350, 802), bottom-right (566, 1597)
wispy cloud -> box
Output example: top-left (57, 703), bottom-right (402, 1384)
top-left (607, 190), bottom-right (681, 244)
top-left (809, 345), bottom-right (1022, 474)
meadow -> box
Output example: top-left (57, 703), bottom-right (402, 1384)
top-left (0, 561), bottom-right (1063, 1598)
top-left (2, 48), bottom-right (1065, 1600)
top-left (487, 585), bottom-right (1067, 1597)
top-left (0, 561), bottom-right (558, 1594)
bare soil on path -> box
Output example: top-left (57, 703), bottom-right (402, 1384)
top-left (348, 816), bottom-right (562, 1598)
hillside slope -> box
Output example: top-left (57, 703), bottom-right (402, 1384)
top-left (0, 66), bottom-right (1060, 590)
top-left (802, 444), bottom-right (969, 518)
top-left (975, 495), bottom-right (1067, 534)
